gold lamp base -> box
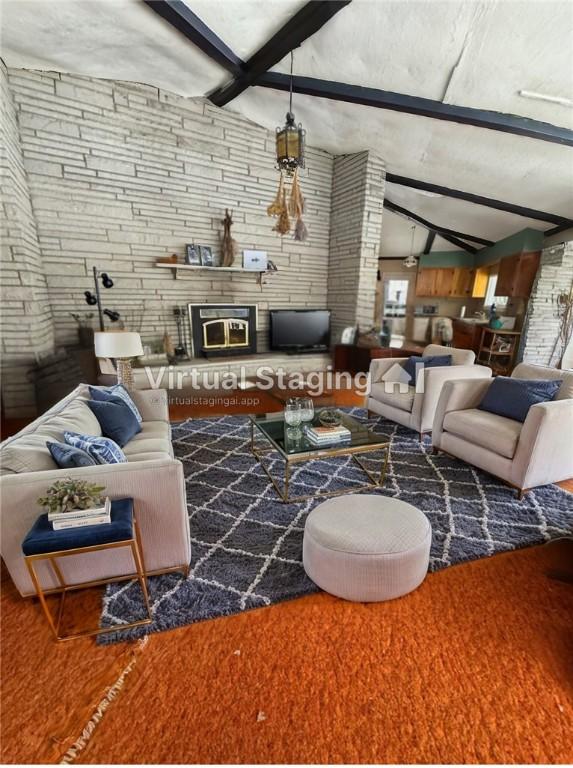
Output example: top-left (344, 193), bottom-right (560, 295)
top-left (116, 358), bottom-right (135, 389)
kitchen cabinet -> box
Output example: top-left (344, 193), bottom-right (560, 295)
top-left (450, 268), bottom-right (475, 297)
top-left (416, 266), bottom-right (481, 298)
top-left (472, 267), bottom-right (489, 298)
top-left (415, 268), bottom-right (438, 297)
top-left (435, 268), bottom-right (455, 296)
top-left (495, 251), bottom-right (540, 298)
top-left (452, 320), bottom-right (485, 354)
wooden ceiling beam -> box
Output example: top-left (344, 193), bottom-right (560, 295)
top-left (383, 199), bottom-right (491, 253)
top-left (386, 173), bottom-right (573, 228)
top-left (142, 0), bottom-right (245, 76)
top-left (209, 1), bottom-right (352, 107)
top-left (257, 72), bottom-right (573, 147)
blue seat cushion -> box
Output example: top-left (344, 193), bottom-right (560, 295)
top-left (87, 397), bottom-right (141, 447)
top-left (22, 498), bottom-right (134, 556)
top-left (89, 385), bottom-right (142, 423)
top-left (47, 441), bottom-right (97, 468)
top-left (403, 354), bottom-right (452, 384)
top-left (478, 376), bottom-right (562, 423)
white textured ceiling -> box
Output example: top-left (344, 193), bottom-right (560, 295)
top-left (1, 0), bottom-right (572, 257)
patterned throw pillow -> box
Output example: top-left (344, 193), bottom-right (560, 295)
top-left (89, 385), bottom-right (142, 423)
top-left (47, 441), bottom-right (97, 468)
top-left (63, 431), bottom-right (127, 465)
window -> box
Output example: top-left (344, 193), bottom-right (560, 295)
top-left (383, 279), bottom-right (409, 317)
top-left (484, 274), bottom-right (508, 307)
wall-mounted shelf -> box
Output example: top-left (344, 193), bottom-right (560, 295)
top-left (155, 263), bottom-right (273, 280)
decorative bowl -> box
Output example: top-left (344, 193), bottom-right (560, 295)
top-left (318, 408), bottom-right (342, 427)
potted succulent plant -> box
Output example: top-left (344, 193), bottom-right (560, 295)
top-left (37, 478), bottom-right (105, 515)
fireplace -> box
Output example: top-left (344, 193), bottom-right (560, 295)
top-left (188, 304), bottom-right (258, 358)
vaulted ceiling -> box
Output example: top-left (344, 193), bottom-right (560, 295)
top-left (1, 0), bottom-right (572, 257)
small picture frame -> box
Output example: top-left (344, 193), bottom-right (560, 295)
top-left (185, 244), bottom-right (200, 266)
top-left (199, 246), bottom-right (214, 267)
top-left (243, 250), bottom-right (268, 271)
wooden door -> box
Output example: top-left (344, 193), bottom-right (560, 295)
top-left (415, 268), bottom-right (437, 296)
top-left (513, 251), bottom-right (540, 297)
top-left (495, 254), bottom-right (519, 296)
top-left (434, 268), bottom-right (454, 296)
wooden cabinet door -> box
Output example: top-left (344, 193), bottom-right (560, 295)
top-left (434, 268), bottom-right (454, 296)
top-left (450, 268), bottom-right (474, 297)
top-left (513, 251), bottom-right (540, 297)
top-left (495, 254), bottom-right (519, 296)
top-left (415, 268), bottom-right (437, 296)
top-left (472, 267), bottom-right (489, 298)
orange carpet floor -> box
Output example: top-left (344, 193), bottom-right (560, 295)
top-left (1, 541), bottom-right (572, 765)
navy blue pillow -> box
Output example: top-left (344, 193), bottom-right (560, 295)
top-left (47, 441), bottom-right (97, 468)
top-left (478, 377), bottom-right (562, 423)
top-left (403, 354), bottom-right (452, 384)
top-left (86, 398), bottom-right (141, 447)
top-left (89, 385), bottom-right (142, 423)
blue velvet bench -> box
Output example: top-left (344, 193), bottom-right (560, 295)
top-left (22, 498), bottom-right (152, 642)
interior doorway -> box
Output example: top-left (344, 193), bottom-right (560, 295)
top-left (382, 276), bottom-right (411, 345)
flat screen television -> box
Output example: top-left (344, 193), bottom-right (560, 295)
top-left (269, 309), bottom-right (331, 353)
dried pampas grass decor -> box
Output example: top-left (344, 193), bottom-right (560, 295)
top-left (266, 169), bottom-right (308, 240)
top-left (220, 208), bottom-right (237, 267)
top-left (273, 186), bottom-right (290, 235)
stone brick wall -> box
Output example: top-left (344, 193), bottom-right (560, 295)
top-left (327, 151), bottom-right (385, 342)
top-left (5, 68), bottom-right (333, 357)
top-left (521, 241), bottom-right (573, 367)
top-left (1, 68), bottom-right (390, 417)
top-left (0, 63), bottom-right (55, 417)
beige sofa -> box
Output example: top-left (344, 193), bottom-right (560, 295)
top-left (367, 344), bottom-right (492, 438)
top-left (432, 363), bottom-right (573, 497)
top-left (0, 385), bottom-right (191, 596)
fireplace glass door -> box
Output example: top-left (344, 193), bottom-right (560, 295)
top-left (202, 318), bottom-right (249, 350)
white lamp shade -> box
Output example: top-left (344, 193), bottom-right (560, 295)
top-left (94, 331), bottom-right (144, 359)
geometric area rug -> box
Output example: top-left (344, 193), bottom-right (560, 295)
top-left (99, 409), bottom-right (573, 643)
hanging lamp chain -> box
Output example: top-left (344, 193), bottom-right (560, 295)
top-left (289, 51), bottom-right (294, 116)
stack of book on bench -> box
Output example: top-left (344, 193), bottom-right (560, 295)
top-left (305, 424), bottom-right (352, 447)
top-left (49, 497), bottom-right (112, 530)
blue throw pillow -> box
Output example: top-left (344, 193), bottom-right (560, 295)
top-left (86, 398), bottom-right (141, 447)
top-left (47, 441), bottom-right (97, 469)
top-left (403, 354), bottom-right (452, 384)
top-left (478, 377), bottom-right (562, 423)
top-left (89, 385), bottom-right (142, 423)
top-left (64, 431), bottom-right (127, 465)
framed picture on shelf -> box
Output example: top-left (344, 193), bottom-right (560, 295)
top-left (185, 244), bottom-right (200, 266)
top-left (199, 245), bottom-right (214, 267)
top-left (243, 250), bottom-right (268, 271)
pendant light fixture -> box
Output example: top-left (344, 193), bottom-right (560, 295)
top-left (275, 52), bottom-right (305, 176)
top-left (403, 224), bottom-right (418, 268)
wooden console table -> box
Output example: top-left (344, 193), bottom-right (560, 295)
top-left (333, 343), bottom-right (425, 375)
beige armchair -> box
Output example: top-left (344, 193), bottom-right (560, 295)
top-left (432, 363), bottom-right (573, 498)
top-left (367, 344), bottom-right (492, 439)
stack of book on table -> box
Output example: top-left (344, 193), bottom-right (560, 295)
top-left (49, 497), bottom-right (112, 530)
top-left (305, 424), bottom-right (352, 447)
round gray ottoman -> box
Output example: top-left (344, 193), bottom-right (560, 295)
top-left (303, 495), bottom-right (431, 602)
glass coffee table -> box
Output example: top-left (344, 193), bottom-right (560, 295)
top-left (249, 410), bottom-right (391, 503)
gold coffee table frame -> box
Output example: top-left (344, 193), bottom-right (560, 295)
top-left (249, 414), bottom-right (391, 504)
top-left (24, 511), bottom-right (152, 642)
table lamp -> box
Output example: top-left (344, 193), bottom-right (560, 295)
top-left (94, 331), bottom-right (144, 389)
